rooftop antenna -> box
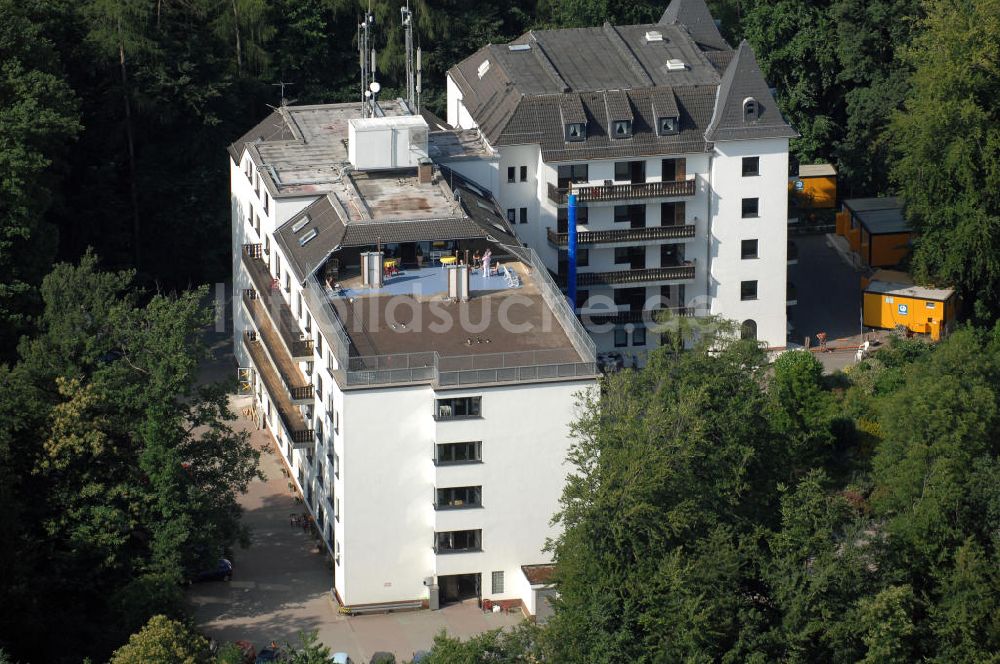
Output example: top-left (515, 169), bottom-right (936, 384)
top-left (401, 1), bottom-right (415, 111)
top-left (359, 4), bottom-right (375, 116)
top-left (272, 81), bottom-right (295, 106)
top-left (416, 46), bottom-right (422, 112)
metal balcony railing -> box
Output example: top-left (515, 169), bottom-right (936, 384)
top-left (547, 179), bottom-right (696, 204)
top-left (546, 224), bottom-right (696, 246)
top-left (579, 307), bottom-right (695, 325)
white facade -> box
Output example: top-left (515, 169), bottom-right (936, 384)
top-left (444, 75), bottom-right (790, 354)
top-left (229, 113), bottom-right (597, 611)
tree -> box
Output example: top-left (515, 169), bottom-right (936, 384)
top-left (544, 337), bottom-right (783, 662)
top-left (0, 253), bottom-right (261, 661)
top-left (889, 0), bottom-right (1000, 318)
top-left (423, 625), bottom-right (542, 663)
top-left (0, 0), bottom-right (80, 359)
top-left (109, 615), bottom-right (211, 664)
top-left (768, 350), bottom-right (838, 476)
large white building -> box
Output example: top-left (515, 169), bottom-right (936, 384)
top-left (228, 100), bottom-right (597, 613)
top-left (435, 0), bottom-right (797, 354)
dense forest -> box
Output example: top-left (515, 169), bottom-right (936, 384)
top-left (1, 0), bottom-right (998, 661)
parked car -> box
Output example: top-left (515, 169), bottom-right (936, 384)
top-left (195, 558), bottom-right (233, 582)
top-left (255, 647), bottom-right (284, 663)
top-left (331, 654), bottom-right (353, 664)
top-left (369, 653), bottom-right (395, 664)
top-left (411, 651), bottom-right (429, 663)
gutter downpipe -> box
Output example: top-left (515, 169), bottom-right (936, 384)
top-left (705, 149), bottom-right (714, 312)
top-left (568, 189), bottom-right (578, 312)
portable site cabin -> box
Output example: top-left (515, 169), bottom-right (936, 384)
top-left (836, 197), bottom-right (912, 268)
top-left (862, 271), bottom-right (956, 341)
top-left (788, 163), bottom-right (837, 209)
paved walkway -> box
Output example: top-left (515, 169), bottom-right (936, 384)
top-left (188, 399), bottom-right (520, 661)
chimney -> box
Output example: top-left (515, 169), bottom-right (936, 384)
top-left (418, 158), bottom-right (433, 184)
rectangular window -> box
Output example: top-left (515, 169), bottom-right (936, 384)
top-left (435, 486), bottom-right (482, 509)
top-left (661, 201), bottom-right (685, 226)
top-left (741, 280), bottom-right (758, 301)
top-left (435, 441), bottom-right (482, 465)
top-left (335, 540), bottom-right (341, 565)
top-left (660, 243), bottom-right (682, 267)
top-left (435, 397), bottom-right (482, 420)
top-left (575, 289), bottom-right (589, 309)
top-left (335, 497), bottom-right (340, 521)
top-left (614, 287), bottom-right (645, 311)
top-left (925, 301), bottom-right (936, 309)
top-left (742, 198), bottom-right (759, 218)
top-left (519, 207), bottom-right (528, 224)
top-left (741, 239), bottom-right (759, 259)
top-left (632, 325), bottom-right (647, 346)
top-left (742, 156), bottom-right (760, 177)
top-left (507, 166), bottom-right (515, 183)
top-left (613, 161), bottom-right (645, 183)
top-left (263, 192), bottom-right (270, 214)
top-left (434, 529), bottom-right (482, 553)
top-left (557, 164), bottom-right (588, 188)
top-left (614, 204), bottom-right (645, 229)
top-left (316, 332), bottom-right (324, 358)
top-left (614, 246), bottom-right (646, 269)
top-left (492, 571), bottom-right (505, 594)
top-left (556, 206), bottom-right (589, 232)
top-left (315, 374), bottom-right (323, 401)
top-left (506, 209), bottom-right (516, 224)
top-left (519, 165), bottom-right (528, 182)
top-left (661, 158), bottom-right (686, 182)
top-left (614, 327), bottom-right (628, 347)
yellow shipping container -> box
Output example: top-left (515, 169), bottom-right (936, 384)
top-left (789, 163), bottom-right (837, 208)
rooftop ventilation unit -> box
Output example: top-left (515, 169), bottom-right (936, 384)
top-left (477, 60), bottom-right (491, 78)
top-left (666, 59), bottom-right (687, 71)
top-left (361, 251), bottom-right (384, 288)
top-left (508, 43), bottom-right (530, 51)
top-left (291, 215), bottom-right (311, 233)
top-left (298, 228), bottom-right (318, 246)
top-left (645, 30), bottom-right (664, 42)
top-left (347, 115), bottom-right (429, 171)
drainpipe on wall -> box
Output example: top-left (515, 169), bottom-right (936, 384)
top-left (705, 151), bottom-right (714, 311)
top-left (567, 190), bottom-right (578, 312)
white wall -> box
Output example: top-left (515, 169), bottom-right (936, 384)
top-left (337, 379), bottom-right (593, 606)
top-left (446, 75), bottom-right (477, 130)
top-left (708, 138), bottom-right (789, 348)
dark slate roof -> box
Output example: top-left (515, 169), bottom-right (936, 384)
top-left (704, 40), bottom-right (798, 142)
top-left (843, 196), bottom-right (902, 213)
top-left (227, 109), bottom-right (295, 162)
top-left (449, 2), bottom-right (795, 160)
top-left (659, 0), bottom-right (730, 52)
top-left (854, 208), bottom-right (910, 235)
top-left (275, 174), bottom-right (520, 284)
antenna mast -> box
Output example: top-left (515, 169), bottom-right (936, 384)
top-left (359, 4), bottom-right (375, 116)
top-left (401, 1), bottom-right (415, 111)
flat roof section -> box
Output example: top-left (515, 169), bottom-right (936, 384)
top-left (856, 208), bottom-right (910, 235)
top-left (350, 170), bottom-right (463, 222)
top-left (798, 163), bottom-right (836, 177)
top-left (843, 196), bottom-right (901, 213)
top-left (328, 263), bottom-right (584, 364)
top-left (865, 280), bottom-right (955, 302)
top-left (428, 130), bottom-right (495, 161)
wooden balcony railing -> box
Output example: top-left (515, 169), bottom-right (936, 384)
top-left (547, 224), bottom-right (696, 246)
top-left (242, 245), bottom-right (314, 358)
top-left (547, 179), bottom-right (696, 204)
top-left (242, 332), bottom-right (314, 446)
top-left (580, 307), bottom-right (695, 325)
top-left (559, 264), bottom-right (696, 287)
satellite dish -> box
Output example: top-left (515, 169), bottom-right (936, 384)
top-left (369, 81), bottom-right (381, 94)
top-left (364, 90), bottom-right (372, 99)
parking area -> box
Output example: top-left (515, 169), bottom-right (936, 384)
top-left (788, 234), bottom-right (864, 347)
top-left (187, 400), bottom-right (520, 662)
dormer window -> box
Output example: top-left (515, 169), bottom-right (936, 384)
top-left (612, 120), bottom-right (632, 139)
top-left (565, 123), bottom-right (586, 142)
top-left (743, 97), bottom-right (759, 123)
top-left (658, 116), bottom-right (679, 136)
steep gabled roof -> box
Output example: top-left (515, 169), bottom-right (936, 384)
top-left (659, 0), bottom-right (730, 52)
top-left (704, 40), bottom-right (797, 142)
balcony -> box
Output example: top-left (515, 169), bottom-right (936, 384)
top-left (242, 332), bottom-right (314, 447)
top-left (242, 289), bottom-right (313, 404)
top-left (580, 307), bottom-right (695, 325)
top-left (548, 179), bottom-right (696, 204)
top-left (560, 264), bottom-right (695, 287)
top-left (547, 224), bottom-right (696, 247)
top-left (242, 244), bottom-right (314, 358)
